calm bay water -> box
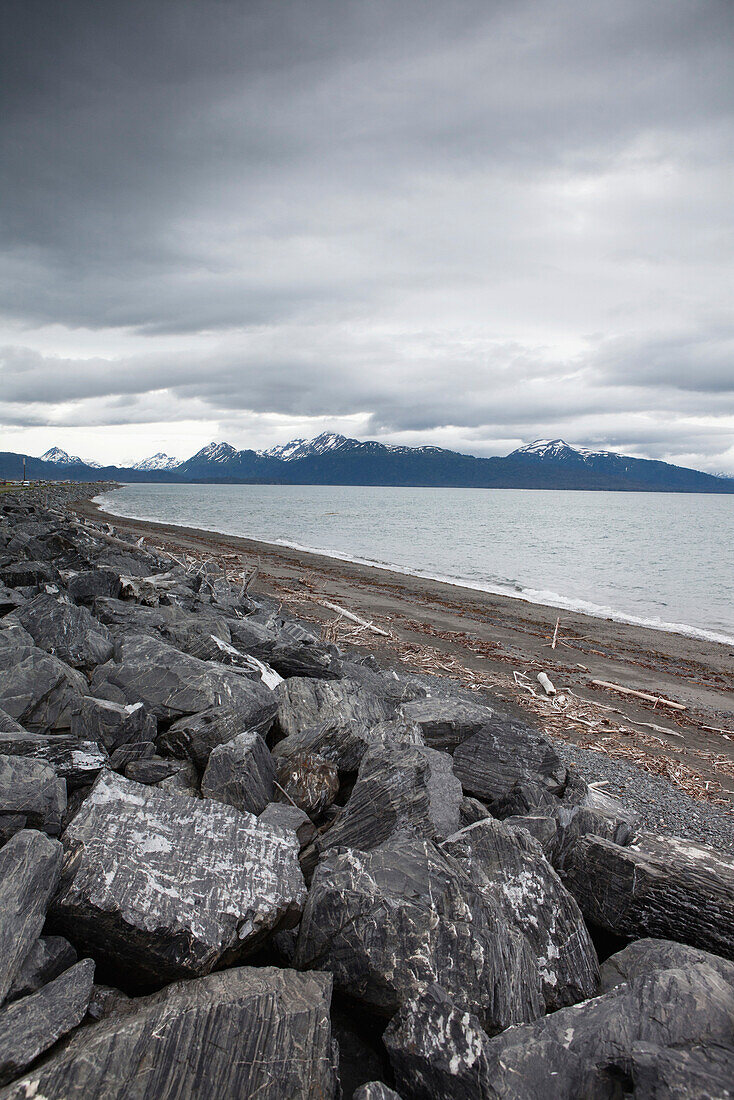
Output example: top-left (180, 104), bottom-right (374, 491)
top-left (96, 483), bottom-right (734, 644)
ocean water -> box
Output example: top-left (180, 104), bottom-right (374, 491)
top-left (96, 483), bottom-right (734, 645)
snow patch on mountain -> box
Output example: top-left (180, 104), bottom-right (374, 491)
top-left (41, 447), bottom-right (100, 467)
top-left (512, 439), bottom-right (623, 464)
top-left (192, 442), bottom-right (239, 464)
top-left (131, 452), bottom-right (180, 471)
top-left (260, 432), bottom-right (352, 461)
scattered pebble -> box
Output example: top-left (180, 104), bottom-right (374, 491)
top-left (555, 741), bottom-right (734, 855)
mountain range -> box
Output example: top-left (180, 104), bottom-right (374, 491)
top-left (2, 434), bottom-right (732, 493)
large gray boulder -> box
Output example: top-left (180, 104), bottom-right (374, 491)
top-left (452, 717), bottom-right (566, 807)
top-left (0, 560), bottom-right (56, 588)
top-left (621, 1041), bottom-right (734, 1099)
top-left (201, 730), bottom-right (275, 815)
top-left (70, 696), bottom-right (156, 752)
top-left (400, 698), bottom-right (495, 751)
top-left (384, 984), bottom-right (494, 1100)
top-left (0, 830), bottom-right (63, 1003)
top-left (0, 959), bottom-right (95, 1086)
top-left (443, 818), bottom-right (598, 1011)
top-left (66, 567), bottom-right (121, 605)
top-left (158, 705), bottom-right (254, 769)
top-left (0, 729), bottom-right (107, 789)
top-left (0, 626), bottom-right (87, 732)
top-left (276, 678), bottom-right (395, 768)
top-left (564, 832), bottom-right (734, 960)
top-left (93, 597), bottom-right (232, 661)
top-left (90, 634), bottom-right (278, 726)
top-left (8, 593), bottom-right (114, 670)
top-left (294, 830), bottom-right (543, 1033)
top-left (474, 963), bottom-right (734, 1099)
top-left (0, 756), bottom-right (66, 836)
top-left (552, 781), bottom-right (639, 868)
top-left (0, 966), bottom-right (339, 1100)
top-left (320, 743), bottom-right (462, 853)
top-left (600, 937), bottom-right (734, 994)
top-left (51, 771), bottom-right (306, 985)
top-left (229, 615), bottom-right (342, 679)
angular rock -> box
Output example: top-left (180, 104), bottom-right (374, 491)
top-left (9, 593), bottom-right (114, 670)
top-left (452, 717), bottom-right (566, 807)
top-left (600, 937), bottom-right (734, 994)
top-left (93, 596), bottom-right (231, 659)
top-left (443, 818), bottom-right (598, 1010)
top-left (0, 628), bottom-right (87, 732)
top-left (320, 743), bottom-right (462, 853)
top-left (124, 756), bottom-right (183, 784)
top-left (0, 966), bottom-right (339, 1100)
top-left (476, 963), bottom-right (734, 1099)
top-left (201, 730), bottom-right (275, 815)
top-left (0, 829), bottom-right (63, 1003)
top-left (295, 830), bottom-right (543, 1032)
top-left (6, 936), bottom-right (77, 1002)
top-left (553, 781), bottom-right (639, 869)
top-left (0, 585), bottom-right (25, 616)
top-left (0, 756), bottom-right (66, 835)
top-left (156, 758), bottom-right (200, 797)
top-left (384, 984), bottom-right (494, 1100)
top-left (91, 634), bottom-right (278, 726)
top-left (229, 615), bottom-right (342, 679)
top-left (564, 832), bottom-right (734, 960)
top-left (459, 795), bottom-right (491, 826)
top-left (66, 567), bottom-right (121, 605)
top-left (276, 751), bottom-right (339, 819)
top-left (0, 816), bottom-right (26, 845)
top-left (0, 729), bottom-right (107, 789)
top-left (491, 779), bottom-right (560, 819)
top-left (51, 771), bottom-right (306, 985)
top-left (158, 705), bottom-right (249, 769)
top-left (277, 678), bottom-right (395, 766)
top-left (86, 982), bottom-right (133, 1022)
top-left (0, 560), bottom-right (56, 588)
top-left (0, 959), bottom-right (95, 1086)
top-left (70, 696), bottom-right (156, 752)
top-left (353, 1086), bottom-right (403, 1100)
top-left (400, 698), bottom-right (495, 751)
top-left (108, 740), bottom-right (155, 771)
top-left (621, 1041), bottom-right (734, 1099)
top-left (502, 813), bottom-right (560, 861)
top-left (259, 803), bottom-right (316, 848)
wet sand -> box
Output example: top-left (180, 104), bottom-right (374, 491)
top-left (76, 495), bottom-right (734, 806)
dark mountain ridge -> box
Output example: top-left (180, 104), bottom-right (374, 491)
top-left (2, 435), bottom-right (733, 493)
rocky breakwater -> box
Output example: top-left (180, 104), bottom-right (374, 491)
top-left (0, 482), bottom-right (732, 1098)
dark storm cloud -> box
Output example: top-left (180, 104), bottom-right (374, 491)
top-left (0, 0), bottom-right (733, 466)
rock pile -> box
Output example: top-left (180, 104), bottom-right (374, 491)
top-left (0, 482), bottom-right (732, 1098)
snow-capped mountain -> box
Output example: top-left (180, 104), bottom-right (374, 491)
top-left (511, 438), bottom-right (631, 471)
top-left (192, 442), bottom-right (240, 464)
top-left (261, 432), bottom-right (351, 461)
top-left (130, 453), bottom-right (180, 471)
top-left (9, 433), bottom-right (729, 492)
top-left (40, 447), bottom-right (101, 468)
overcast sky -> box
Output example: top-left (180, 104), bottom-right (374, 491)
top-left (1, 0), bottom-right (733, 470)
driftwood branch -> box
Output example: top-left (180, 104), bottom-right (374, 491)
top-left (590, 679), bottom-right (687, 711)
top-left (315, 599), bottom-right (390, 637)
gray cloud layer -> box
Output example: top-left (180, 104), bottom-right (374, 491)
top-left (1, 0), bottom-right (733, 468)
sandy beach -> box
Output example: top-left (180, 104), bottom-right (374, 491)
top-left (77, 494), bottom-right (734, 808)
